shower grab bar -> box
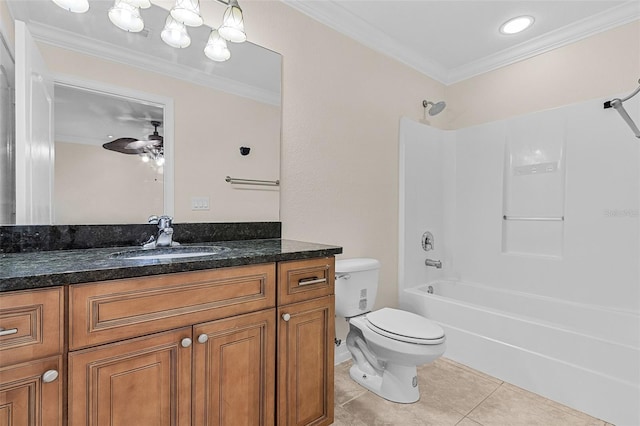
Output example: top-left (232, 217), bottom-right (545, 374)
top-left (225, 176), bottom-right (280, 186)
top-left (604, 79), bottom-right (640, 139)
top-left (503, 215), bottom-right (564, 221)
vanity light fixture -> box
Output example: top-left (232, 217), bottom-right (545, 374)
top-left (54, 0), bottom-right (248, 62)
top-left (161, 15), bottom-right (191, 48)
top-left (108, 0), bottom-right (145, 33)
top-left (218, 0), bottom-right (247, 43)
top-left (170, 0), bottom-right (204, 27)
top-left (499, 15), bottom-right (534, 35)
top-left (204, 29), bottom-right (231, 62)
top-left (51, 0), bottom-right (89, 13)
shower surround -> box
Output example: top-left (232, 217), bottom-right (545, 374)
top-left (398, 94), bottom-right (639, 426)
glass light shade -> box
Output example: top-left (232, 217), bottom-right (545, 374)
top-left (218, 0), bottom-right (246, 43)
top-left (108, 0), bottom-right (144, 32)
top-left (204, 29), bottom-right (231, 62)
top-left (161, 15), bottom-right (191, 48)
top-left (499, 16), bottom-right (534, 34)
top-left (170, 0), bottom-right (203, 27)
top-left (51, 0), bottom-right (89, 13)
top-left (128, 0), bottom-right (151, 9)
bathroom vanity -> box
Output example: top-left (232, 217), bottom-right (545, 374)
top-left (0, 229), bottom-right (341, 426)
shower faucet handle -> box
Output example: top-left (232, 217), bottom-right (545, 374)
top-left (422, 231), bottom-right (434, 251)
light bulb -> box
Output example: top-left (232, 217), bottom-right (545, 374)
top-left (51, 0), bottom-right (89, 13)
top-left (204, 29), bottom-right (231, 62)
top-left (108, 0), bottom-right (144, 33)
top-left (499, 16), bottom-right (534, 35)
top-left (170, 0), bottom-right (203, 27)
top-left (218, 0), bottom-right (246, 43)
top-left (161, 15), bottom-right (191, 48)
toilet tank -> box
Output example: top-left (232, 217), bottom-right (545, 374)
top-left (335, 258), bottom-right (380, 318)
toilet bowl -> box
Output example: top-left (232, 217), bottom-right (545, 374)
top-left (336, 258), bottom-right (446, 403)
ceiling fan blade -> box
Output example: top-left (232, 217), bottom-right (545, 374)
top-left (124, 139), bottom-right (159, 150)
top-left (103, 137), bottom-right (143, 154)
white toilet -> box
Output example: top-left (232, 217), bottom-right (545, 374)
top-left (335, 258), bottom-right (446, 403)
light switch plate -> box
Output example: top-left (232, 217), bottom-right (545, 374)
top-left (191, 196), bottom-right (210, 211)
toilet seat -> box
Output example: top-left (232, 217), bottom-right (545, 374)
top-left (365, 308), bottom-right (445, 345)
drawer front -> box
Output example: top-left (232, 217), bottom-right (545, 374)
top-left (0, 287), bottom-right (64, 366)
top-left (69, 263), bottom-right (276, 350)
top-left (278, 257), bottom-right (335, 305)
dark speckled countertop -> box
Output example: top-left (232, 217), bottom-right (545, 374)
top-left (0, 239), bottom-right (343, 292)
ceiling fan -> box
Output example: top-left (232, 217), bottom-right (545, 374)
top-left (102, 120), bottom-right (163, 155)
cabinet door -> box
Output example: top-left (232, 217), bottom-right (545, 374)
top-left (68, 328), bottom-right (192, 426)
top-left (0, 355), bottom-right (63, 426)
top-left (193, 309), bottom-right (275, 426)
top-left (277, 296), bottom-right (334, 426)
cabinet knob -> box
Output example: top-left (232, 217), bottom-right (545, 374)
top-left (181, 338), bottom-right (192, 348)
top-left (282, 313), bottom-right (291, 322)
top-left (197, 334), bottom-right (209, 344)
top-left (42, 370), bottom-right (59, 383)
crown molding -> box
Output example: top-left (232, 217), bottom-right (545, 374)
top-left (447, 1), bottom-right (640, 84)
top-left (282, 0), bottom-right (449, 84)
top-left (282, 0), bottom-right (640, 86)
top-left (27, 21), bottom-right (280, 106)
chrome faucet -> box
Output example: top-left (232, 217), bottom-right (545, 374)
top-left (425, 258), bottom-right (442, 269)
top-left (144, 215), bottom-right (179, 248)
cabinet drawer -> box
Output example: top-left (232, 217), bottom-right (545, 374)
top-left (0, 287), bottom-right (64, 366)
top-left (69, 263), bottom-right (276, 350)
top-left (277, 257), bottom-right (334, 305)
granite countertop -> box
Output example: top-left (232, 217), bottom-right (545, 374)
top-left (0, 239), bottom-right (343, 292)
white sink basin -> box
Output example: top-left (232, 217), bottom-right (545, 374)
top-left (112, 246), bottom-right (229, 260)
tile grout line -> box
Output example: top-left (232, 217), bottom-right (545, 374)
top-left (456, 381), bottom-right (505, 424)
top-left (337, 389), bottom-right (370, 408)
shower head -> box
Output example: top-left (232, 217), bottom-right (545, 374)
top-left (423, 100), bottom-right (446, 116)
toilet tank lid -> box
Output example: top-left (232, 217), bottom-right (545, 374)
top-left (335, 258), bottom-right (380, 273)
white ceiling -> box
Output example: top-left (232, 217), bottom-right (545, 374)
top-left (284, 0), bottom-right (640, 84)
top-left (55, 85), bottom-right (164, 147)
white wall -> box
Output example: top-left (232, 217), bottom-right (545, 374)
top-left (401, 93), bottom-right (639, 312)
top-left (455, 96), bottom-right (639, 311)
top-left (398, 117), bottom-right (455, 290)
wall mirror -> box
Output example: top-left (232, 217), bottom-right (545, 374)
top-left (3, 0), bottom-right (281, 225)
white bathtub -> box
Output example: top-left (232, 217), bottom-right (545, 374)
top-left (401, 280), bottom-right (640, 426)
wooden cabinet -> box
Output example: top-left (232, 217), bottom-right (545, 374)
top-left (277, 258), bottom-right (335, 426)
top-left (0, 287), bottom-right (64, 426)
top-left (68, 263), bottom-right (279, 426)
top-left (193, 309), bottom-right (276, 426)
top-left (3, 255), bottom-right (336, 426)
top-left (68, 328), bottom-right (192, 426)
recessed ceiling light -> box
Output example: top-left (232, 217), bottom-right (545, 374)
top-left (499, 16), bottom-right (534, 35)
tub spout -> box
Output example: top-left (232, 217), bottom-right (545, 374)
top-left (425, 258), bottom-right (442, 269)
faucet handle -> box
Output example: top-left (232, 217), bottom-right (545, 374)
top-left (157, 215), bottom-right (173, 228)
top-left (148, 215), bottom-right (173, 227)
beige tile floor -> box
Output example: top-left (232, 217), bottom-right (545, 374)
top-left (333, 358), bottom-right (612, 426)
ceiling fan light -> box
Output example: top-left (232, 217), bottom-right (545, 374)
top-left (204, 29), bottom-right (231, 62)
top-left (108, 0), bottom-right (144, 32)
top-left (51, 0), bottom-right (89, 13)
top-left (161, 15), bottom-right (191, 48)
top-left (218, 0), bottom-right (246, 43)
top-left (170, 0), bottom-right (204, 27)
